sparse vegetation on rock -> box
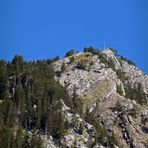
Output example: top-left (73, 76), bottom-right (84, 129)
top-left (76, 60), bottom-right (86, 70)
top-left (116, 83), bottom-right (124, 96)
top-left (124, 82), bottom-right (147, 105)
top-left (114, 100), bottom-right (123, 112)
top-left (61, 62), bottom-right (66, 72)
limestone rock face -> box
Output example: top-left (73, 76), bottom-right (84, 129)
top-left (52, 51), bottom-right (120, 99)
top-left (50, 49), bottom-right (148, 148)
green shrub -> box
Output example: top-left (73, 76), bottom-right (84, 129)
top-left (69, 56), bottom-right (75, 63)
top-left (128, 108), bottom-right (138, 117)
top-left (116, 83), bottom-right (124, 96)
top-left (76, 60), bottom-right (86, 70)
top-left (46, 56), bottom-right (59, 65)
top-left (84, 47), bottom-right (97, 54)
top-left (108, 48), bottom-right (118, 56)
top-left (65, 49), bottom-right (75, 57)
top-left (61, 62), bottom-right (66, 72)
top-left (99, 56), bottom-right (116, 70)
top-left (107, 58), bottom-right (116, 71)
top-left (127, 59), bottom-right (136, 66)
top-left (84, 47), bottom-right (102, 55)
top-left (114, 101), bottom-right (123, 112)
top-left (124, 83), bottom-right (147, 105)
top-left (120, 56), bottom-right (136, 66)
top-left (115, 69), bottom-right (128, 81)
top-left (118, 58), bottom-right (123, 67)
top-left (98, 54), bottom-right (108, 66)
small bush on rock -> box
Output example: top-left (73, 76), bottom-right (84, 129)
top-left (76, 60), bottom-right (86, 70)
top-left (65, 49), bottom-right (75, 57)
top-left (116, 83), bottom-right (124, 96)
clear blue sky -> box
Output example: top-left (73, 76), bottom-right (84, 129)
top-left (0, 0), bottom-right (148, 74)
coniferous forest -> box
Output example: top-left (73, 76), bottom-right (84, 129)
top-left (0, 55), bottom-right (70, 148)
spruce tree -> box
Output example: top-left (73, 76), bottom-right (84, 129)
top-left (15, 126), bottom-right (24, 148)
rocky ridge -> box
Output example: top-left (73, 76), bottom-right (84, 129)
top-left (51, 48), bottom-right (148, 148)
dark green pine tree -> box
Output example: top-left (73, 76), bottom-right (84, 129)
top-left (15, 126), bottom-right (24, 148)
top-left (58, 113), bottom-right (66, 139)
top-left (11, 55), bottom-right (24, 74)
top-left (36, 99), bottom-right (42, 129)
top-left (0, 60), bottom-right (9, 99)
top-left (0, 127), bottom-right (15, 148)
top-left (3, 98), bottom-right (17, 126)
top-left (23, 131), bottom-right (30, 148)
top-left (16, 83), bottom-right (26, 112)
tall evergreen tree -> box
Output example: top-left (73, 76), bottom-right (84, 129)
top-left (12, 55), bottom-right (24, 74)
top-left (15, 126), bottom-right (24, 148)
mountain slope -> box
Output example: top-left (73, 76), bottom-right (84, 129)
top-left (0, 48), bottom-right (147, 148)
top-left (52, 48), bottom-right (148, 147)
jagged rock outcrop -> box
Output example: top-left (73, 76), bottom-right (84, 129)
top-left (51, 49), bottom-right (148, 148)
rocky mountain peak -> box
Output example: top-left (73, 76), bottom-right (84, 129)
top-left (51, 48), bottom-right (148, 147)
top-left (53, 48), bottom-right (148, 100)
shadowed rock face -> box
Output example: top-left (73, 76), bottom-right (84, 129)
top-left (50, 49), bottom-right (148, 148)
